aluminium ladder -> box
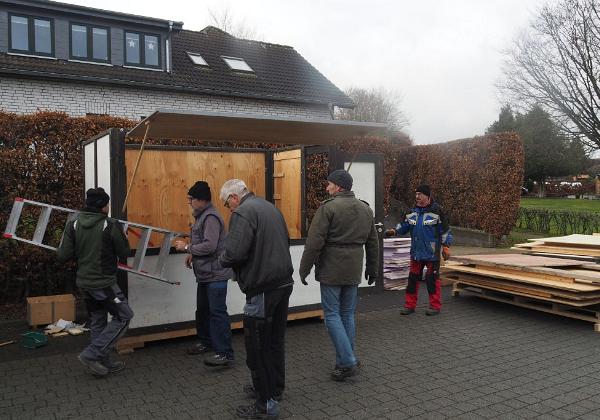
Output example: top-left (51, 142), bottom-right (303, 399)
top-left (3, 197), bottom-right (187, 285)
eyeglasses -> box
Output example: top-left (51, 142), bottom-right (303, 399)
top-left (224, 195), bottom-right (232, 208)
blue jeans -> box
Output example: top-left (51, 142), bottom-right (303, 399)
top-left (320, 284), bottom-right (358, 369)
top-left (197, 280), bottom-right (233, 359)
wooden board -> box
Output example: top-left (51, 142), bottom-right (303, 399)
top-left (273, 149), bottom-right (302, 239)
top-left (532, 234), bottom-right (600, 248)
top-left (530, 245), bottom-right (600, 257)
top-left (125, 149), bottom-right (266, 245)
top-left (442, 265), bottom-right (600, 292)
top-left (117, 309), bottom-right (324, 354)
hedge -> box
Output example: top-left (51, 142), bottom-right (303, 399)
top-left (390, 133), bottom-right (524, 237)
top-left (517, 208), bottom-right (600, 235)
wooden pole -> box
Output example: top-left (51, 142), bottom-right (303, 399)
top-left (122, 122), bottom-right (151, 214)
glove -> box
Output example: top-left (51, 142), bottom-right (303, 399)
top-left (442, 245), bottom-right (450, 260)
top-left (185, 254), bottom-right (193, 269)
top-left (384, 228), bottom-right (396, 237)
top-left (365, 272), bottom-right (376, 285)
top-left (300, 276), bottom-right (308, 286)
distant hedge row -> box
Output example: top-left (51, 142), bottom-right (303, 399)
top-left (517, 208), bottom-right (600, 235)
top-left (391, 133), bottom-right (524, 237)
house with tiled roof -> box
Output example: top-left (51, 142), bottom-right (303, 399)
top-left (0, 0), bottom-right (353, 120)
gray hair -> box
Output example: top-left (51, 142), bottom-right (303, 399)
top-left (220, 179), bottom-right (250, 201)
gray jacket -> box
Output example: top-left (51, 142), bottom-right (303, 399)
top-left (189, 204), bottom-right (232, 282)
top-left (219, 193), bottom-right (294, 297)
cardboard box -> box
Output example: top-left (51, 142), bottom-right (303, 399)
top-left (26, 294), bottom-right (76, 326)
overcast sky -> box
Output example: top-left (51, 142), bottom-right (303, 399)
top-left (66, 0), bottom-right (549, 144)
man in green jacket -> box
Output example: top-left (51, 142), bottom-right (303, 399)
top-left (299, 169), bottom-right (379, 381)
top-left (57, 187), bottom-right (133, 377)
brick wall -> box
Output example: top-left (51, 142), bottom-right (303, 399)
top-left (0, 77), bottom-right (333, 120)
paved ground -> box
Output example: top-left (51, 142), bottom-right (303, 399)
top-left (3, 281), bottom-right (600, 420)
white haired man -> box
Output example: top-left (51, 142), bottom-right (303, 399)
top-left (219, 179), bottom-right (293, 420)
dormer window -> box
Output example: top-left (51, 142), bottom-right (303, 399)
top-left (222, 56), bottom-right (253, 72)
top-left (187, 52), bottom-right (209, 67)
top-left (9, 14), bottom-right (54, 57)
top-left (125, 31), bottom-right (160, 68)
top-left (70, 23), bottom-right (110, 62)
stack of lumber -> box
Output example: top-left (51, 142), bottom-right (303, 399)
top-left (383, 238), bottom-right (411, 290)
top-left (441, 253), bottom-right (600, 328)
top-left (513, 234), bottom-right (600, 261)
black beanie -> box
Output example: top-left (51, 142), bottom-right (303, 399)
top-left (85, 187), bottom-right (110, 209)
top-left (416, 184), bottom-right (431, 197)
top-left (327, 169), bottom-right (353, 190)
top-left (188, 181), bottom-right (212, 201)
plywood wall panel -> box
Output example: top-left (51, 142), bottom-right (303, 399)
top-left (274, 149), bottom-right (302, 239)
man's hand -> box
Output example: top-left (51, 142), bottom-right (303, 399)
top-left (300, 276), bottom-right (308, 286)
top-left (174, 240), bottom-right (188, 252)
top-left (185, 254), bottom-right (193, 269)
top-left (442, 245), bottom-right (450, 260)
top-left (365, 272), bottom-right (376, 285)
top-left (384, 228), bottom-right (396, 237)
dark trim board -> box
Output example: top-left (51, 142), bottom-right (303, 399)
top-left (124, 143), bottom-right (269, 154)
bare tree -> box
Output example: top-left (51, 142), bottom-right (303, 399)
top-left (336, 87), bottom-right (409, 136)
top-left (499, 0), bottom-right (600, 151)
top-left (208, 7), bottom-right (261, 40)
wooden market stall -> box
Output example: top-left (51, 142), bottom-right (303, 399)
top-left (82, 109), bottom-right (386, 351)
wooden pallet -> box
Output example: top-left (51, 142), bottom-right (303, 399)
top-left (452, 282), bottom-right (600, 331)
top-left (117, 309), bottom-right (324, 354)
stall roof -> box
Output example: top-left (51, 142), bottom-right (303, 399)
top-left (127, 109), bottom-right (387, 145)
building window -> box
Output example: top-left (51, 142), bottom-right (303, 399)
top-left (125, 31), bottom-right (160, 68)
top-left (222, 56), bottom-right (253, 72)
top-left (187, 52), bottom-right (208, 66)
top-left (9, 14), bottom-right (54, 56)
top-left (70, 23), bottom-right (110, 62)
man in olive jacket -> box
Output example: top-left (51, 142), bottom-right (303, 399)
top-left (57, 187), bottom-right (133, 377)
top-left (299, 169), bottom-right (379, 381)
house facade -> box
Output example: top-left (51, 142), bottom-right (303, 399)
top-left (0, 0), bottom-right (353, 120)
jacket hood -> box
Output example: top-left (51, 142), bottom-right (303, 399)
top-left (78, 211), bottom-right (108, 229)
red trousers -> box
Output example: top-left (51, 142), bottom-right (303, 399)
top-left (404, 259), bottom-right (441, 310)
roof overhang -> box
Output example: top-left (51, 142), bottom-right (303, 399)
top-left (127, 109), bottom-right (387, 145)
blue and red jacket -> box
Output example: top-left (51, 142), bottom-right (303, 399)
top-left (395, 202), bottom-right (452, 262)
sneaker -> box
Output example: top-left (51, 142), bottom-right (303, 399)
top-left (243, 384), bottom-right (283, 401)
top-left (187, 343), bottom-right (212, 355)
top-left (236, 399), bottom-right (279, 420)
top-left (331, 365), bottom-right (358, 382)
top-left (101, 356), bottom-right (125, 373)
top-left (78, 353), bottom-right (108, 377)
top-left (426, 308), bottom-right (440, 316)
top-left (400, 307), bottom-right (415, 315)
top-left (204, 353), bottom-right (235, 367)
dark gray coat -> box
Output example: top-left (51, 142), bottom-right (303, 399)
top-left (189, 204), bottom-right (232, 282)
top-left (219, 193), bottom-right (293, 297)
top-left (299, 191), bottom-right (379, 286)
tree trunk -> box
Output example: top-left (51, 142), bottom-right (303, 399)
top-left (537, 179), bottom-right (546, 198)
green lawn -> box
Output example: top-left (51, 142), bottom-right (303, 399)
top-left (520, 197), bottom-right (600, 212)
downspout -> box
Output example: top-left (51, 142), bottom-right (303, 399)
top-left (166, 21), bottom-right (173, 74)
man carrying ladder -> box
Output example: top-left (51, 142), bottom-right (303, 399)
top-left (57, 187), bottom-right (134, 377)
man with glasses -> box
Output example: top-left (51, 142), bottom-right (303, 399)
top-left (174, 181), bottom-right (234, 367)
top-left (218, 179), bottom-right (293, 420)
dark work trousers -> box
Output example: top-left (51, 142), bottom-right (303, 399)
top-left (244, 284), bottom-right (293, 404)
top-left (80, 284), bottom-right (134, 361)
top-left (404, 259), bottom-right (442, 310)
top-left (196, 280), bottom-right (234, 359)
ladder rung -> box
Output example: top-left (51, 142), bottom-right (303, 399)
top-left (132, 228), bottom-right (152, 271)
top-left (4, 199), bottom-right (25, 236)
top-left (32, 206), bottom-right (52, 244)
top-left (155, 232), bottom-right (175, 277)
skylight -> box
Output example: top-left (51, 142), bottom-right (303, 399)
top-left (187, 52), bottom-right (208, 66)
top-left (222, 56), bottom-right (253, 72)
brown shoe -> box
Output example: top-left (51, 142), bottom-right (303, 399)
top-left (426, 308), bottom-right (440, 316)
top-left (400, 307), bottom-right (415, 315)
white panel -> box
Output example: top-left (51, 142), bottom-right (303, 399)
top-left (128, 244), bottom-right (324, 329)
top-left (345, 161), bottom-right (376, 216)
top-left (84, 142), bottom-right (95, 192)
top-left (95, 134), bottom-right (111, 215)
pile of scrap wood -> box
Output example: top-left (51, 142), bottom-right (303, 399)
top-left (513, 234), bottom-right (600, 260)
top-left (383, 237), bottom-right (411, 290)
top-left (441, 253), bottom-right (600, 328)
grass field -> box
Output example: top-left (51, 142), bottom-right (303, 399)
top-left (520, 197), bottom-right (600, 212)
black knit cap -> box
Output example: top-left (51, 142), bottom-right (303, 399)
top-left (188, 181), bottom-right (212, 201)
top-left (327, 169), bottom-right (353, 190)
top-left (85, 187), bottom-right (110, 209)
top-left (416, 184), bottom-right (431, 197)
